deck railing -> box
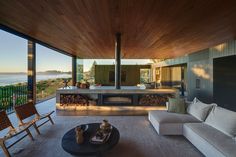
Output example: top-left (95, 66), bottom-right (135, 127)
top-left (0, 85), bottom-right (28, 113)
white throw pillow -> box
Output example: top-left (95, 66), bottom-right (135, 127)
top-left (205, 106), bottom-right (236, 137)
top-left (187, 98), bottom-right (216, 121)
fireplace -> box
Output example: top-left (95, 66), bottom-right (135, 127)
top-left (59, 93), bottom-right (173, 106)
top-left (100, 94), bottom-right (133, 105)
top-left (57, 86), bottom-right (177, 108)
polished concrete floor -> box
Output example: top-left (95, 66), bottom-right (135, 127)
top-left (0, 98), bottom-right (203, 157)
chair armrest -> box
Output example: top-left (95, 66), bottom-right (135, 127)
top-left (3, 126), bottom-right (27, 140)
top-left (38, 111), bottom-right (55, 120)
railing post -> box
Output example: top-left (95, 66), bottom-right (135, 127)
top-left (27, 41), bottom-right (36, 104)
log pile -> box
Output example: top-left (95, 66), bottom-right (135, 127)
top-left (139, 94), bottom-right (173, 106)
top-left (60, 94), bottom-right (89, 106)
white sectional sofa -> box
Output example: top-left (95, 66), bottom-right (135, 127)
top-left (148, 99), bottom-right (236, 157)
top-left (148, 110), bottom-right (200, 135)
top-left (183, 123), bottom-right (236, 157)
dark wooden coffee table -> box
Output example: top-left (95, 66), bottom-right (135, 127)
top-left (61, 123), bottom-right (120, 157)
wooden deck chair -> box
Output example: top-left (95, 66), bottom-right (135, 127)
top-left (14, 102), bottom-right (54, 135)
top-left (0, 110), bottom-right (33, 157)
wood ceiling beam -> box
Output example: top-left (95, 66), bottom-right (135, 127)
top-left (1, 0), bottom-right (236, 59)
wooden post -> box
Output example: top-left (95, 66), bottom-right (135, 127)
top-left (115, 33), bottom-right (121, 89)
top-left (27, 41), bottom-right (36, 104)
top-left (72, 56), bottom-right (77, 86)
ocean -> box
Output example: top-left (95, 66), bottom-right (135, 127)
top-left (0, 74), bottom-right (71, 86)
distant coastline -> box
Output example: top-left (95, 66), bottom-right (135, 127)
top-left (0, 71), bottom-right (71, 86)
top-left (0, 72), bottom-right (26, 75)
top-left (0, 70), bottom-right (72, 75)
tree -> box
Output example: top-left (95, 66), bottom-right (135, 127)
top-left (77, 64), bottom-right (83, 82)
top-left (89, 61), bottom-right (97, 77)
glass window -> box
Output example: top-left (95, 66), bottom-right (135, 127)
top-left (76, 59), bottom-right (152, 86)
top-left (0, 30), bottom-right (27, 112)
top-left (140, 69), bottom-right (151, 83)
top-left (36, 44), bottom-right (72, 102)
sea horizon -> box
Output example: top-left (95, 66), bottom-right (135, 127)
top-left (0, 70), bottom-right (71, 75)
top-left (0, 73), bottom-right (71, 86)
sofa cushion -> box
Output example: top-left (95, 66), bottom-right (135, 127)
top-left (148, 110), bottom-right (200, 135)
top-left (167, 98), bottom-right (186, 114)
top-left (205, 106), bottom-right (236, 137)
top-left (187, 98), bottom-right (216, 121)
top-left (183, 123), bottom-right (236, 157)
top-left (149, 110), bottom-right (200, 124)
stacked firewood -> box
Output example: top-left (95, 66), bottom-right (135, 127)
top-left (139, 94), bottom-right (173, 106)
top-left (60, 94), bottom-right (89, 106)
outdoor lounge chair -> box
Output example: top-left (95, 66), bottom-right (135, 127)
top-left (14, 102), bottom-right (54, 135)
top-left (0, 110), bottom-right (33, 157)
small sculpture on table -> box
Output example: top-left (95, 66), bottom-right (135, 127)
top-left (90, 120), bottom-right (113, 144)
top-left (100, 120), bottom-right (112, 133)
top-left (76, 82), bottom-right (81, 88)
top-left (76, 80), bottom-right (90, 89)
top-left (63, 79), bottom-right (70, 88)
top-left (75, 126), bottom-right (84, 144)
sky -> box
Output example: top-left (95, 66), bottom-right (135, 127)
top-left (0, 30), bottom-right (152, 73)
top-left (0, 30), bottom-right (72, 73)
top-left (36, 44), bottom-right (72, 72)
top-left (0, 30), bottom-right (27, 72)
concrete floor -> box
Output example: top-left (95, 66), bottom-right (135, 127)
top-left (0, 98), bottom-right (56, 156)
top-left (6, 98), bottom-right (56, 127)
top-left (0, 98), bottom-right (203, 157)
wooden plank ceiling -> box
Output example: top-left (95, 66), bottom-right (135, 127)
top-left (0, 0), bottom-right (236, 59)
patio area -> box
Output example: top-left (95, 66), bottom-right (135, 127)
top-left (1, 1), bottom-right (236, 157)
top-left (0, 98), bottom-right (203, 157)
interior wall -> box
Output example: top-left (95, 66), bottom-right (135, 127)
top-left (160, 66), bottom-right (183, 87)
top-left (160, 67), bottom-right (171, 86)
top-left (95, 65), bottom-right (150, 86)
top-left (187, 49), bottom-right (212, 103)
top-left (213, 55), bottom-right (236, 111)
top-left (153, 40), bottom-right (236, 105)
top-left (171, 67), bottom-right (182, 83)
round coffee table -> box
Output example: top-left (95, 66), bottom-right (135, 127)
top-left (61, 123), bottom-right (120, 157)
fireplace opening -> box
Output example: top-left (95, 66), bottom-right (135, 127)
top-left (104, 97), bottom-right (132, 103)
top-left (101, 95), bottom-right (133, 105)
